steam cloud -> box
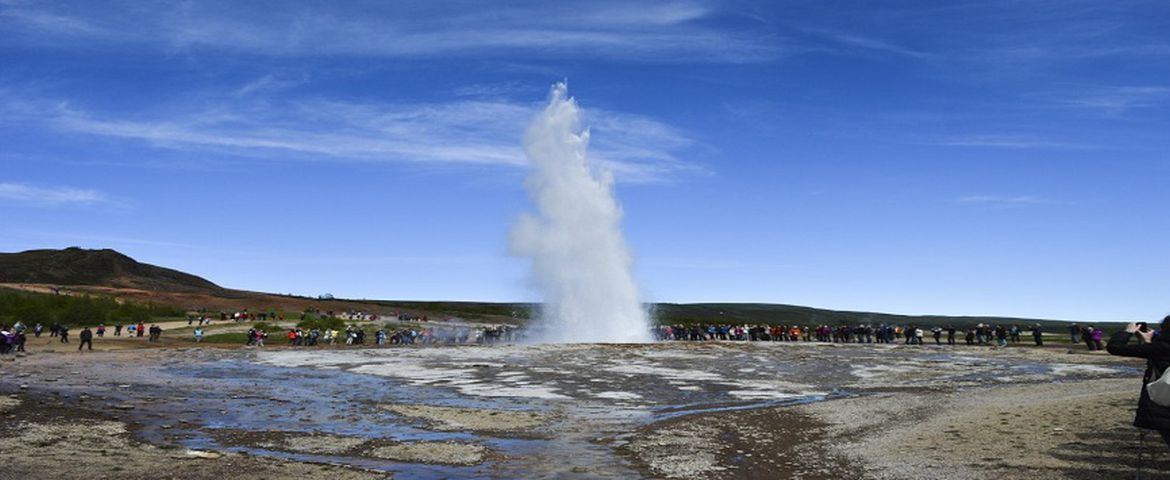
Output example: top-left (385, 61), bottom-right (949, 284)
top-left (511, 83), bottom-right (651, 343)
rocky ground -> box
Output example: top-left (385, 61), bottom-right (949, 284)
top-left (0, 392), bottom-right (387, 480)
top-left (0, 340), bottom-right (1163, 479)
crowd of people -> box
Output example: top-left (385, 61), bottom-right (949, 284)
top-left (653, 322), bottom-right (1068, 348)
top-left (1070, 323), bottom-right (1106, 351)
top-left (0, 322), bottom-right (28, 354)
top-left (0, 310), bottom-right (1117, 357)
top-left (0, 320), bottom-right (166, 355)
top-left (250, 324), bottom-right (516, 348)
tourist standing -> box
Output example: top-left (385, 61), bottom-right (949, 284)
top-left (1106, 317), bottom-right (1170, 448)
top-left (78, 327), bottom-right (93, 351)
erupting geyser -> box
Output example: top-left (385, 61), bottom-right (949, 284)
top-left (511, 83), bottom-right (651, 343)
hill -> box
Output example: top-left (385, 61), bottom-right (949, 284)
top-left (0, 247), bottom-right (222, 294)
top-left (0, 247), bottom-right (1098, 328)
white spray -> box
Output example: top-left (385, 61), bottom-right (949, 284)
top-left (511, 83), bottom-right (651, 343)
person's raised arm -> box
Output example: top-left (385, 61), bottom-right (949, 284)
top-left (1107, 323), bottom-right (1167, 358)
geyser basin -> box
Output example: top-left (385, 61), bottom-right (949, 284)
top-left (511, 83), bottom-right (651, 343)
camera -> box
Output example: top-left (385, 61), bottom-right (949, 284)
top-left (1138, 322), bottom-right (1150, 333)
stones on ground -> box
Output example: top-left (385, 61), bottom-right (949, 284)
top-left (282, 434), bottom-right (368, 455)
top-left (366, 441), bottom-right (487, 466)
top-left (184, 450), bottom-right (223, 459)
top-left (380, 404), bottom-right (547, 432)
top-left (0, 396), bottom-right (20, 412)
top-left (625, 423), bottom-right (726, 479)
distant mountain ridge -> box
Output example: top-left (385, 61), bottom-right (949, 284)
top-left (0, 247), bottom-right (222, 294)
top-left (0, 247), bottom-right (1091, 327)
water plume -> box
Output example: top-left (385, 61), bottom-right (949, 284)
top-left (511, 83), bottom-right (651, 343)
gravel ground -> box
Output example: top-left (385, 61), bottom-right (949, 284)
top-left (0, 394), bottom-right (388, 480)
top-left (379, 403), bottom-right (549, 433)
top-left (796, 378), bottom-right (1170, 480)
top-left (0, 341), bottom-right (1152, 479)
top-left (366, 441), bottom-right (488, 465)
top-left (622, 404), bottom-right (862, 480)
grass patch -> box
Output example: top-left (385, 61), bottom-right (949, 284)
top-left (197, 332), bottom-right (251, 344)
top-left (0, 287), bottom-right (186, 327)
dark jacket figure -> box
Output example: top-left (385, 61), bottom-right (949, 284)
top-left (1107, 317), bottom-right (1170, 447)
top-left (78, 327), bottom-right (93, 351)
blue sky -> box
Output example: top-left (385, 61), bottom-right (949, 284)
top-left (1, 0), bottom-right (1168, 322)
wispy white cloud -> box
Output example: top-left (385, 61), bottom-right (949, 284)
top-left (0, 1), bottom-right (779, 63)
top-left (850, 3), bottom-right (1170, 81)
top-left (0, 7), bottom-right (105, 36)
top-left (932, 134), bottom-right (1092, 149)
top-left (577, 2), bottom-right (710, 26)
top-left (802, 28), bottom-right (928, 59)
top-left (232, 74), bottom-right (309, 97)
top-left (957, 195), bottom-right (1052, 206)
top-left (0, 182), bottom-right (108, 207)
top-left (452, 82), bottom-right (539, 99)
top-left (1054, 86), bottom-right (1170, 113)
top-left (5, 89), bottom-right (700, 183)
